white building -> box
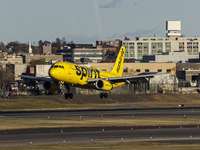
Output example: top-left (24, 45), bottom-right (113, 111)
top-left (142, 52), bottom-right (199, 63)
top-left (123, 21), bottom-right (200, 60)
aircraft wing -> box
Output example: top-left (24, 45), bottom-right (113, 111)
top-left (18, 74), bottom-right (53, 81)
top-left (87, 72), bottom-right (167, 84)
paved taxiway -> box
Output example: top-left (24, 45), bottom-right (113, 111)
top-left (1, 107), bottom-right (200, 147)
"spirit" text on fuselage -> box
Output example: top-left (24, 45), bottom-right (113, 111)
top-left (75, 65), bottom-right (100, 80)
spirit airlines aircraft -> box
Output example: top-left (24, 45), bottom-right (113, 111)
top-left (19, 46), bottom-right (165, 99)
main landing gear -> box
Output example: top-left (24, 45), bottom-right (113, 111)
top-left (100, 93), bottom-right (108, 99)
top-left (64, 84), bottom-right (73, 99)
top-left (65, 93), bottom-right (73, 99)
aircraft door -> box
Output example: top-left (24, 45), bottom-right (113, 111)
top-left (67, 66), bottom-right (72, 81)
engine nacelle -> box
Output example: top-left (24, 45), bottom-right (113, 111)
top-left (95, 80), bottom-right (113, 91)
top-left (43, 81), bottom-right (60, 92)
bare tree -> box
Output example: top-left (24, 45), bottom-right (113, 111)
top-left (0, 63), bottom-right (14, 97)
top-left (30, 58), bottom-right (46, 67)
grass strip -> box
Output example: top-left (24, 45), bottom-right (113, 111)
top-left (1, 93), bottom-right (200, 111)
top-left (0, 116), bottom-right (199, 131)
top-left (1, 142), bottom-right (200, 150)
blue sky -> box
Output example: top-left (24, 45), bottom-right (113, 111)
top-left (0, 0), bottom-right (200, 44)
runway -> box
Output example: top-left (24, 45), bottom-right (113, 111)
top-left (1, 107), bottom-right (200, 119)
top-left (1, 127), bottom-right (200, 148)
top-left (1, 107), bottom-right (200, 148)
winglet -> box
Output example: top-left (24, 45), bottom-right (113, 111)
top-left (110, 46), bottom-right (125, 76)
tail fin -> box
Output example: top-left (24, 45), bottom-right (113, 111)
top-left (110, 46), bottom-right (125, 76)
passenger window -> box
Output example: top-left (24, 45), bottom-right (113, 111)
top-left (136, 69), bottom-right (140, 72)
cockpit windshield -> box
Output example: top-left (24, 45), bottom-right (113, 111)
top-left (53, 65), bottom-right (64, 69)
top-left (50, 64), bottom-right (64, 69)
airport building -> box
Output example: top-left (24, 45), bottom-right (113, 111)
top-left (88, 63), bottom-right (176, 76)
top-left (142, 52), bottom-right (199, 63)
top-left (73, 46), bottom-right (103, 63)
top-left (43, 45), bottom-right (52, 55)
top-left (0, 52), bottom-right (23, 64)
top-left (57, 43), bottom-right (103, 63)
top-left (23, 55), bottom-right (63, 64)
top-left (123, 21), bottom-right (200, 60)
top-left (96, 39), bottom-right (122, 55)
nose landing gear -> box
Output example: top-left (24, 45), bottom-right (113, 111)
top-left (64, 84), bottom-right (73, 99)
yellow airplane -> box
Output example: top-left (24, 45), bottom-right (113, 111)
top-left (19, 46), bottom-right (165, 99)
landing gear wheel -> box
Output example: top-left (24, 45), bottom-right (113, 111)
top-left (100, 93), bottom-right (104, 99)
top-left (100, 93), bottom-right (108, 99)
top-left (65, 93), bottom-right (69, 99)
top-left (104, 93), bottom-right (108, 99)
top-left (69, 93), bottom-right (73, 99)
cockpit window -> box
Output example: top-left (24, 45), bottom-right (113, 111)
top-left (50, 64), bottom-right (54, 69)
top-left (53, 65), bottom-right (64, 69)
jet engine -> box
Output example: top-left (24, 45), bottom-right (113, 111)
top-left (42, 81), bottom-right (60, 92)
top-left (95, 80), bottom-right (113, 91)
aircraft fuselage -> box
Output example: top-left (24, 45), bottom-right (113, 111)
top-left (49, 62), bottom-right (124, 90)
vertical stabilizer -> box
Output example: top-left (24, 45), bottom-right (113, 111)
top-left (110, 46), bottom-right (125, 76)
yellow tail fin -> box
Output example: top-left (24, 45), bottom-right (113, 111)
top-left (110, 46), bottom-right (125, 76)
